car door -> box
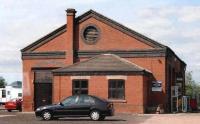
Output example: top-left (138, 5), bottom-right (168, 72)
top-left (54, 96), bottom-right (79, 116)
top-left (76, 95), bottom-right (91, 115)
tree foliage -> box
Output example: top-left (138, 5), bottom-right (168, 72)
top-left (185, 71), bottom-right (200, 97)
top-left (0, 76), bottom-right (7, 88)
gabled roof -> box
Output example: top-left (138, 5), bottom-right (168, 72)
top-left (53, 54), bottom-right (151, 75)
top-left (76, 10), bottom-right (166, 48)
top-left (21, 9), bottom-right (166, 52)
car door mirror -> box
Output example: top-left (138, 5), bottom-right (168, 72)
top-left (59, 102), bottom-right (64, 106)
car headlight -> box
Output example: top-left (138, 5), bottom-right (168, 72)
top-left (42, 107), bottom-right (47, 109)
top-left (36, 106), bottom-right (47, 111)
top-left (36, 108), bottom-right (41, 111)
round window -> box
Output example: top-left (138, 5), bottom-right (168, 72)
top-left (81, 24), bottom-right (100, 44)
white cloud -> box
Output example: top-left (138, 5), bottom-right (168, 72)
top-left (178, 6), bottom-right (200, 22)
top-left (128, 5), bottom-right (200, 42)
top-left (181, 28), bottom-right (200, 38)
top-left (136, 6), bottom-right (200, 23)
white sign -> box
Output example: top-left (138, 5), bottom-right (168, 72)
top-left (152, 81), bottom-right (162, 91)
top-left (176, 77), bottom-right (183, 81)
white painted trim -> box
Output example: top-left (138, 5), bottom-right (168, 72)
top-left (106, 75), bottom-right (127, 80)
top-left (70, 76), bottom-right (91, 80)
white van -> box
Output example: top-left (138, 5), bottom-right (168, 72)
top-left (0, 88), bottom-right (6, 105)
top-left (0, 81), bottom-right (22, 105)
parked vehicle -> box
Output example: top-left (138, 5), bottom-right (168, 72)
top-left (35, 95), bottom-right (114, 121)
top-left (0, 81), bottom-right (22, 105)
top-left (0, 88), bottom-right (6, 105)
top-left (5, 98), bottom-right (22, 112)
top-left (190, 98), bottom-right (198, 111)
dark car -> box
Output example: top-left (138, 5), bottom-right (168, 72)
top-left (35, 95), bottom-right (114, 121)
top-left (5, 98), bottom-right (22, 112)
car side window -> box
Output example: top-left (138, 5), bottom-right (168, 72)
top-left (61, 96), bottom-right (79, 106)
top-left (78, 95), bottom-right (90, 104)
top-left (89, 96), bottom-right (95, 104)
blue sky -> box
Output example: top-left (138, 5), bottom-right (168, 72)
top-left (0, 0), bottom-right (200, 83)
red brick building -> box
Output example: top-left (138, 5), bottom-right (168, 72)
top-left (21, 9), bottom-right (186, 113)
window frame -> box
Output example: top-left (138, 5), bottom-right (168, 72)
top-left (18, 93), bottom-right (22, 97)
top-left (72, 80), bottom-right (88, 95)
top-left (2, 90), bottom-right (6, 98)
top-left (7, 91), bottom-right (10, 95)
top-left (108, 79), bottom-right (125, 100)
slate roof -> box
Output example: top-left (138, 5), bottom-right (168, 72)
top-left (53, 54), bottom-right (151, 75)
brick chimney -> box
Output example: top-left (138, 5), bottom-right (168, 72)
top-left (66, 8), bottom-right (76, 65)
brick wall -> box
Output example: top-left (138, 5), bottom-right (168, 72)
top-left (53, 75), bottom-right (147, 113)
top-left (76, 17), bottom-right (153, 51)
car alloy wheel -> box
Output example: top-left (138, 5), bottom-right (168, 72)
top-left (90, 110), bottom-right (100, 121)
top-left (42, 111), bottom-right (52, 120)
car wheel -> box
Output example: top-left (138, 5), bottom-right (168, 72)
top-left (7, 110), bottom-right (12, 112)
top-left (42, 110), bottom-right (52, 121)
top-left (90, 110), bottom-right (101, 121)
top-left (99, 115), bottom-right (106, 121)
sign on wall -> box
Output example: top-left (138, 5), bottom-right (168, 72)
top-left (152, 81), bottom-right (162, 91)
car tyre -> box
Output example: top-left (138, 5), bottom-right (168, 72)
top-left (42, 110), bottom-right (52, 121)
top-left (90, 110), bottom-right (101, 121)
top-left (7, 110), bottom-right (12, 112)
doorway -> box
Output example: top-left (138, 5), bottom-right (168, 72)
top-left (34, 70), bottom-right (53, 110)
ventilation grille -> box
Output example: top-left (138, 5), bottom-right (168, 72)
top-left (83, 26), bottom-right (99, 44)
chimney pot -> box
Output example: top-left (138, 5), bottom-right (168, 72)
top-left (66, 8), bottom-right (76, 15)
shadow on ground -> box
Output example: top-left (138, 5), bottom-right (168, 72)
top-left (48, 118), bottom-right (126, 122)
